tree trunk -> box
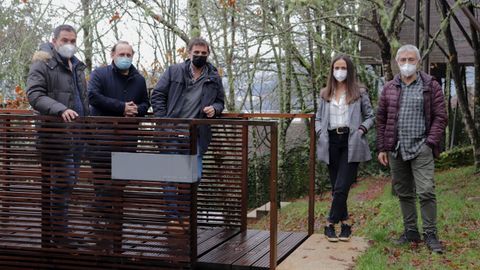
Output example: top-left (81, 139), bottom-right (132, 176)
top-left (221, 3), bottom-right (236, 112)
top-left (470, 4), bottom-right (480, 172)
top-left (439, 0), bottom-right (480, 172)
top-left (188, 0), bottom-right (201, 37)
top-left (81, 0), bottom-right (93, 74)
top-left (444, 64), bottom-right (453, 149)
top-left (371, 8), bottom-right (394, 81)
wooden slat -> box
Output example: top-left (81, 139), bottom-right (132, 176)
top-left (197, 227), bottom-right (241, 256)
top-left (0, 115), bottom-right (198, 269)
top-left (196, 231), bottom-right (308, 270)
top-left (198, 122), bottom-right (246, 228)
top-left (252, 232), bottom-right (308, 270)
top-left (0, 112), bottom-right (293, 270)
top-left (197, 230), bottom-right (263, 265)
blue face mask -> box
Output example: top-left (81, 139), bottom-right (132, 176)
top-left (114, 57), bottom-right (132, 70)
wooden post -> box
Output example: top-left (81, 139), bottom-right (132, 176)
top-left (308, 116), bottom-right (315, 236)
top-left (190, 182), bottom-right (198, 268)
top-left (241, 122), bottom-right (249, 232)
top-left (269, 123), bottom-right (278, 270)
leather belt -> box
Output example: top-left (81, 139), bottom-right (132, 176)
top-left (328, 127), bottom-right (349, 135)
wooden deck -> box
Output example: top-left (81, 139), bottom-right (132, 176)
top-left (197, 228), bottom-right (308, 270)
top-left (0, 112), bottom-right (315, 269)
top-left (0, 224), bottom-right (307, 270)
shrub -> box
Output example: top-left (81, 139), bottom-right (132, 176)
top-left (435, 146), bottom-right (474, 170)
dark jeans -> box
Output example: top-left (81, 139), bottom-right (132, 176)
top-left (44, 154), bottom-right (80, 238)
top-left (39, 126), bottom-right (83, 245)
top-left (327, 131), bottom-right (359, 224)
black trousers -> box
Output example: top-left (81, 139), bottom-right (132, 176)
top-left (327, 131), bottom-right (359, 224)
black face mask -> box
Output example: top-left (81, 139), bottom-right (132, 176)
top-left (192, 55), bottom-right (207, 68)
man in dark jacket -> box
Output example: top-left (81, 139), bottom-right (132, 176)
top-left (26, 24), bottom-right (89, 247)
top-left (151, 37), bottom-right (225, 177)
top-left (27, 25), bottom-right (89, 120)
top-left (376, 44), bottom-right (447, 253)
top-left (87, 41), bottom-right (150, 251)
top-left (88, 41), bottom-right (149, 117)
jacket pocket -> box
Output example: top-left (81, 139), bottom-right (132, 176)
top-left (316, 131), bottom-right (329, 163)
top-left (348, 130), bottom-right (371, 162)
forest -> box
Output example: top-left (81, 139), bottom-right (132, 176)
top-left (1, 0), bottom-right (479, 207)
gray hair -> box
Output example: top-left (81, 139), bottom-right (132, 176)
top-left (396, 44), bottom-right (421, 62)
top-left (111, 40), bottom-right (135, 54)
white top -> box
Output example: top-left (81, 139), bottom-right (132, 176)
top-left (329, 91), bottom-right (349, 129)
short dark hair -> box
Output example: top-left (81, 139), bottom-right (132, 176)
top-left (111, 40), bottom-right (135, 55)
top-left (187, 37), bottom-right (210, 53)
top-left (53, 24), bottom-right (76, 39)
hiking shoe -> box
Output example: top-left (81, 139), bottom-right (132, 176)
top-left (338, 223), bottom-right (352, 241)
top-left (424, 232), bottom-right (444, 254)
top-left (324, 224), bottom-right (338, 242)
top-left (394, 230), bottom-right (421, 245)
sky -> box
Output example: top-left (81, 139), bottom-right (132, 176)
top-left (39, 0), bottom-right (190, 69)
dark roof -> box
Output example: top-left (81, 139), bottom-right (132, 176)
top-left (360, 0), bottom-right (477, 64)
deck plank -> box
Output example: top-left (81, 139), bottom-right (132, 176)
top-left (197, 227), bottom-right (241, 257)
top-left (251, 232), bottom-right (308, 270)
top-left (0, 224), bottom-right (306, 270)
top-left (229, 231), bottom-right (291, 270)
top-left (197, 230), bottom-right (308, 270)
top-left (197, 229), bottom-right (263, 269)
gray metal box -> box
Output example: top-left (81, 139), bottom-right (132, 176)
top-left (111, 152), bottom-right (198, 183)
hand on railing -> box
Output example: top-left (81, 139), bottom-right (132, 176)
top-left (61, 109), bottom-right (78, 122)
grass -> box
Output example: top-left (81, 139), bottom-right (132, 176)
top-left (249, 166), bottom-right (480, 270)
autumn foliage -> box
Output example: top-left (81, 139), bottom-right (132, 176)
top-left (3, 85), bottom-right (29, 109)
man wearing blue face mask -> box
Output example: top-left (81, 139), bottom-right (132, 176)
top-left (88, 40), bottom-right (149, 117)
top-left (87, 41), bottom-right (149, 252)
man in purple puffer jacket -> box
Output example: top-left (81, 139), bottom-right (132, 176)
top-left (376, 44), bottom-right (447, 254)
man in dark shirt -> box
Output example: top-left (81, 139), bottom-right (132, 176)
top-left (151, 37), bottom-right (225, 232)
top-left (151, 37), bottom-right (225, 177)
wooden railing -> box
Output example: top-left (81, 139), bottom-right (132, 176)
top-left (221, 113), bottom-right (316, 270)
top-left (0, 111), bottom-right (285, 269)
top-left (0, 114), bottom-right (200, 269)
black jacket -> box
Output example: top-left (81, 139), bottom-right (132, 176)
top-left (88, 63), bottom-right (150, 117)
top-left (26, 43), bottom-right (89, 116)
top-left (151, 60), bottom-right (225, 154)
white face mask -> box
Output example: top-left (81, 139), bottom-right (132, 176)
top-left (333, 69), bottom-right (347, 82)
top-left (56, 44), bottom-right (76, 59)
top-left (399, 63), bottom-right (417, 77)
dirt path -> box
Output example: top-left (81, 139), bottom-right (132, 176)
top-left (277, 235), bottom-right (369, 270)
top-left (354, 177), bottom-right (389, 202)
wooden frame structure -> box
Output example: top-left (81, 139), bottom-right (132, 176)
top-left (0, 111), bottom-right (316, 270)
